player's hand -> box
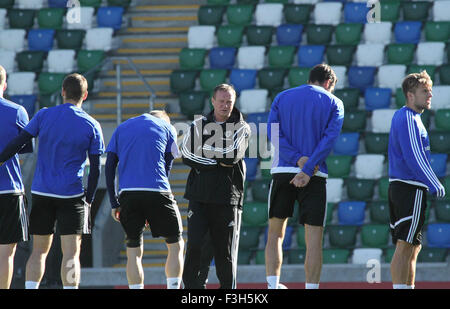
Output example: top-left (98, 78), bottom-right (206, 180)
top-left (436, 185), bottom-right (446, 199)
top-left (0, 162), bottom-right (4, 167)
top-left (111, 208), bottom-right (121, 222)
top-left (296, 156), bottom-right (319, 175)
top-left (290, 172), bottom-right (311, 188)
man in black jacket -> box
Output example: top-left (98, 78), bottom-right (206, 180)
top-left (181, 84), bottom-right (250, 289)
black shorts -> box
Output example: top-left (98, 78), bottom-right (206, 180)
top-left (29, 194), bottom-right (91, 236)
top-left (388, 181), bottom-right (427, 246)
top-left (118, 191), bottom-right (183, 247)
top-left (0, 194), bottom-right (29, 244)
top-left (268, 173), bottom-right (327, 226)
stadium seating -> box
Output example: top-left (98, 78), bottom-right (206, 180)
top-left (431, 86), bottom-right (450, 110)
top-left (38, 7), bottom-right (65, 29)
top-left (178, 48), bottom-right (205, 70)
top-left (334, 88), bottom-right (360, 110)
top-left (178, 91), bottom-right (207, 120)
top-left (97, 6), bottom-right (124, 30)
top-left (331, 66), bottom-right (347, 90)
top-left (268, 45), bottom-right (296, 68)
top-left (434, 109), bottom-right (450, 131)
top-left (55, 30), bottom-right (86, 50)
top-left (351, 248), bottom-right (383, 264)
top-left (258, 68), bottom-right (286, 92)
top-left (197, 5), bottom-right (225, 26)
top-left (242, 201), bottom-right (268, 227)
top-left (429, 153), bottom-right (447, 178)
top-left (77, 50), bottom-right (105, 73)
top-left (439, 65), bottom-right (450, 85)
top-left (288, 67), bottom-right (309, 88)
top-left (342, 110), bottom-right (366, 132)
top-left (48, 49), bottom-right (76, 73)
top-left (369, 201), bottom-right (390, 224)
top-left (364, 133), bottom-right (389, 154)
top-left (227, 4), bottom-right (254, 26)
top-left (435, 200), bottom-right (450, 222)
top-left (337, 201), bottom-right (366, 226)
top-left (364, 88), bottom-right (392, 111)
top-left (38, 72), bottom-right (65, 95)
top-left (0, 8), bottom-right (6, 28)
top-left (246, 25), bottom-right (273, 46)
top-left (426, 223), bottom-right (450, 248)
top-left (79, 0), bottom-right (102, 8)
top-left (66, 7), bottom-right (95, 30)
top-left (348, 66), bottom-right (376, 92)
top-left (0, 50), bottom-right (15, 73)
top-left (17, 0), bottom-right (44, 9)
top-left (276, 24), bottom-right (303, 46)
top-left (48, 0), bottom-right (69, 8)
top-left (361, 224), bottom-right (390, 248)
top-left (9, 95), bottom-right (37, 118)
top-left (244, 157), bottom-right (259, 181)
top-left (433, 1), bottom-right (450, 22)
top-left (377, 65), bottom-right (406, 92)
top-left (394, 21), bottom-right (422, 44)
top-left (370, 109), bottom-right (396, 133)
top-left (28, 29), bottom-right (55, 52)
top-left (424, 22), bottom-right (450, 42)
top-left (264, 226), bottom-right (294, 250)
top-left (229, 69), bottom-right (257, 94)
top-left (416, 42), bottom-right (446, 66)
top-left (346, 178), bottom-right (376, 201)
top-left (85, 28), bottom-right (114, 51)
top-left (7, 72), bottom-right (36, 95)
top-left (298, 45), bottom-right (325, 68)
top-left (314, 2), bottom-right (342, 25)
top-left (326, 45), bottom-right (355, 66)
top-left (418, 247), bottom-right (448, 263)
top-left (239, 89), bottom-right (268, 113)
top-left (333, 132), bottom-right (360, 156)
top-left (239, 226), bottom-right (261, 250)
top-left (237, 46), bottom-right (265, 70)
top-left (0, 29), bottom-right (26, 52)
top-left (170, 70), bottom-right (198, 94)
top-left (328, 225), bottom-right (358, 248)
top-left (306, 24), bottom-right (334, 45)
top-left (284, 3), bottom-right (311, 24)
top-left (377, 178), bottom-right (389, 201)
top-left (402, 1), bottom-right (430, 21)
top-left (354, 154), bottom-right (384, 179)
top-left (363, 22), bottom-right (392, 44)
top-left (209, 47), bottom-right (236, 69)
top-left (323, 248), bottom-right (350, 264)
top-left (335, 23), bottom-right (363, 45)
top-left (429, 131), bottom-right (450, 154)
top-left (387, 43), bottom-right (416, 65)
top-left (8, 9), bottom-right (35, 29)
top-left (288, 249), bottom-right (306, 264)
top-left (326, 155), bottom-right (353, 178)
top-left (187, 26), bottom-right (215, 49)
top-left (326, 178), bottom-right (344, 203)
top-left (255, 3), bottom-right (283, 27)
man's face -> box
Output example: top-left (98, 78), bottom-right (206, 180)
top-left (409, 84), bottom-right (433, 111)
top-left (212, 89), bottom-right (235, 122)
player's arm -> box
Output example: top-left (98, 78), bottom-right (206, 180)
top-left (397, 113), bottom-right (445, 197)
top-left (210, 122), bottom-right (251, 167)
top-left (84, 153), bottom-right (101, 205)
top-left (301, 99), bottom-right (344, 177)
top-left (105, 151), bottom-right (120, 209)
top-left (16, 106), bottom-right (33, 154)
top-left (181, 121), bottom-right (218, 170)
top-left (0, 130), bottom-right (34, 166)
top-left (267, 96), bottom-right (303, 167)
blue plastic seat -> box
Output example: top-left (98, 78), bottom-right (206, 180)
top-left (394, 21), bottom-right (422, 44)
top-left (429, 153), bottom-right (448, 178)
top-left (298, 45), bottom-right (325, 68)
top-left (427, 223), bottom-right (450, 248)
top-left (48, 0), bottom-right (68, 8)
top-left (276, 24), bottom-right (303, 46)
top-left (229, 69), bottom-right (257, 95)
top-left (348, 66), bottom-right (376, 92)
top-left (28, 29), bottom-right (55, 52)
top-left (344, 2), bottom-right (369, 24)
top-left (264, 225), bottom-right (294, 250)
top-left (97, 6), bottom-right (124, 30)
top-left (244, 157), bottom-right (259, 181)
top-left (9, 95), bottom-right (37, 118)
top-left (209, 47), bottom-right (236, 69)
top-left (364, 87), bottom-right (392, 111)
top-left (246, 112), bottom-right (269, 134)
top-left (333, 132), bottom-right (360, 156)
top-left (338, 201), bottom-right (366, 226)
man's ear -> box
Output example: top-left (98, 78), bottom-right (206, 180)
top-left (82, 91), bottom-right (88, 101)
top-left (3, 82), bottom-right (7, 92)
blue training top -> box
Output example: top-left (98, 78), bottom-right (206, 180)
top-left (24, 103), bottom-right (105, 198)
top-left (0, 97), bottom-right (30, 194)
top-left (267, 84), bottom-right (345, 177)
top-left (106, 113), bottom-right (179, 194)
top-left (388, 106), bottom-right (445, 197)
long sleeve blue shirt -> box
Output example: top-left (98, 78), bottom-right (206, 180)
top-left (267, 85), bottom-right (345, 177)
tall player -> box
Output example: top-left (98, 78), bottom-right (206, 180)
top-left (0, 73), bottom-right (104, 289)
top-left (0, 65), bottom-right (33, 289)
top-left (388, 71), bottom-right (445, 289)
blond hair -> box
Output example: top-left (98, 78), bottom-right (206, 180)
top-left (402, 70), bottom-right (433, 99)
top-left (0, 65), bottom-right (6, 88)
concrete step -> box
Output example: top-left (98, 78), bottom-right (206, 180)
top-left (111, 56), bottom-right (179, 70)
top-left (129, 13), bottom-right (198, 28)
top-left (100, 76), bottom-right (170, 92)
top-left (119, 34), bottom-right (188, 48)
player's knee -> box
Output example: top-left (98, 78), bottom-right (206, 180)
top-left (127, 238), bottom-right (142, 248)
top-left (165, 234), bottom-right (182, 245)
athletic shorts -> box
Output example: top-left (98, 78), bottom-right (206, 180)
top-left (118, 191), bottom-right (183, 247)
top-left (0, 194), bottom-right (29, 244)
top-left (29, 194), bottom-right (91, 236)
top-left (268, 173), bottom-right (327, 227)
top-left (388, 181), bottom-right (427, 246)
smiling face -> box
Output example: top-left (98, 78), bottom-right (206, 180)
top-left (212, 88), bottom-right (236, 122)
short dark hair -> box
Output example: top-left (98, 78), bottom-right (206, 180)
top-left (150, 109), bottom-right (170, 124)
top-left (62, 73), bottom-right (88, 102)
top-left (308, 64), bottom-right (337, 86)
top-left (212, 83), bottom-right (236, 99)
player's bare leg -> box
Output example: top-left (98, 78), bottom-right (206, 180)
top-left (406, 244), bottom-right (421, 288)
top-left (304, 224), bottom-right (324, 287)
top-left (0, 243), bottom-right (17, 289)
top-left (165, 239), bottom-right (184, 289)
top-left (391, 240), bottom-right (414, 287)
top-left (265, 217), bottom-right (288, 288)
top-left (25, 234), bottom-right (53, 288)
top-left (60, 234), bottom-right (82, 288)
top-left (126, 244), bottom-right (144, 288)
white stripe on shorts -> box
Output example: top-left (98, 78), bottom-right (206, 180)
top-left (406, 189), bottom-right (422, 244)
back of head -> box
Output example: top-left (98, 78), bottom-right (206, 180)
top-left (150, 109), bottom-right (171, 124)
top-left (308, 64), bottom-right (337, 88)
top-left (401, 70), bottom-right (432, 99)
top-left (62, 73), bottom-right (88, 103)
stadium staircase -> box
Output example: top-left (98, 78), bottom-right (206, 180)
top-left (89, 0), bottom-right (207, 267)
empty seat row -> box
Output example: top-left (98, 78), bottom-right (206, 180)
top-left (0, 27), bottom-right (115, 52)
top-left (0, 0), bottom-right (131, 9)
top-left (198, 2), bottom-right (450, 28)
top-left (0, 6), bottom-right (124, 30)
